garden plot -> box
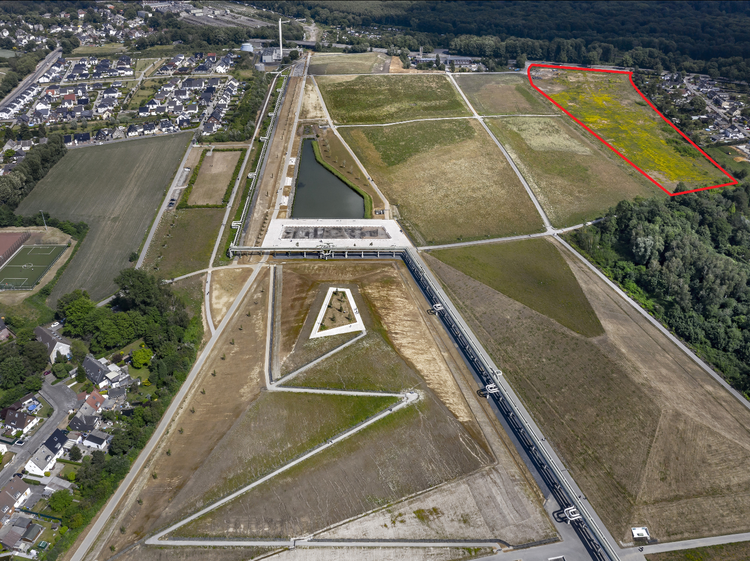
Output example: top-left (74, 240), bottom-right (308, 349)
top-left (427, 237), bottom-right (750, 543)
top-left (455, 73), bottom-right (555, 115)
top-left (486, 116), bottom-right (664, 226)
top-left (340, 119), bottom-right (543, 244)
top-left (316, 74), bottom-right (470, 124)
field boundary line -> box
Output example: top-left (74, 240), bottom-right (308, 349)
top-left (554, 234), bottom-right (750, 413)
top-left (446, 72), bottom-right (553, 231)
top-left (527, 64), bottom-right (737, 195)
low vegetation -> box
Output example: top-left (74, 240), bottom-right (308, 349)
top-left (533, 69), bottom-right (729, 191)
top-left (485, 116), bottom-right (663, 226)
top-left (340, 119), bottom-right (543, 244)
top-left (308, 52), bottom-right (390, 75)
top-left (17, 133), bottom-right (191, 303)
top-left (431, 238), bottom-right (603, 337)
top-left (316, 74), bottom-right (470, 124)
top-left (646, 542), bottom-right (750, 561)
top-left (455, 73), bottom-right (555, 115)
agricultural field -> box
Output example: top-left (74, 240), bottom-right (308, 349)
top-left (485, 116), bottom-right (663, 226)
top-left (142, 208), bottom-right (224, 279)
top-left (316, 74), bottom-right (470, 124)
top-left (426, 237), bottom-right (750, 543)
top-left (309, 52), bottom-right (391, 75)
top-left (647, 542), bottom-right (750, 561)
top-left (455, 73), bottom-right (556, 115)
top-left (340, 119), bottom-right (544, 244)
top-left (530, 68), bottom-right (730, 192)
top-left (187, 150), bottom-right (241, 206)
top-left (17, 133), bottom-right (191, 303)
top-left (431, 238), bottom-right (602, 337)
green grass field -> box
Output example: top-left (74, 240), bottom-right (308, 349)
top-left (308, 52), bottom-right (390, 75)
top-left (534, 70), bottom-right (728, 191)
top-left (486, 117), bottom-right (663, 226)
top-left (17, 133), bottom-right (191, 304)
top-left (0, 245), bottom-right (66, 289)
top-left (316, 74), bottom-right (470, 124)
top-left (455, 73), bottom-right (555, 115)
top-left (340, 119), bottom-right (544, 244)
top-left (646, 542), bottom-right (750, 561)
top-left (431, 238), bottom-right (603, 337)
top-left (72, 44), bottom-right (126, 56)
top-left (704, 146), bottom-right (750, 180)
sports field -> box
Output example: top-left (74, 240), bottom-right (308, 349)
top-left (0, 245), bottom-right (66, 290)
top-left (530, 67), bottom-right (731, 192)
top-left (309, 52), bottom-right (391, 75)
top-left (316, 74), bottom-right (470, 124)
top-left (455, 73), bottom-right (555, 115)
top-left (486, 116), bottom-right (663, 226)
top-left (340, 119), bottom-right (544, 244)
top-left (17, 133), bottom-right (191, 303)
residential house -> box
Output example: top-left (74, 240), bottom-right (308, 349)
top-left (83, 430), bottom-right (109, 450)
top-left (24, 429), bottom-right (66, 476)
top-left (0, 318), bottom-right (12, 342)
top-left (33, 326), bottom-right (71, 362)
top-left (0, 478), bottom-right (30, 524)
top-left (5, 411), bottom-right (39, 436)
top-left (61, 94), bottom-right (76, 108)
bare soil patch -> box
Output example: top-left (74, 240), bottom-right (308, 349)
top-left (426, 240), bottom-right (750, 544)
top-left (253, 547), bottom-right (495, 561)
top-left (341, 120), bottom-right (543, 244)
top-left (646, 542), bottom-right (750, 561)
top-left (102, 269), bottom-right (270, 554)
top-left (299, 79), bottom-right (325, 120)
top-left (114, 544), bottom-right (273, 561)
top-left (188, 150), bottom-right (241, 206)
top-left (210, 266), bottom-right (254, 327)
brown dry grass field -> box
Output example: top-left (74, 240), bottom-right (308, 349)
top-left (113, 544), bottom-right (273, 561)
top-left (646, 542), bottom-right (750, 561)
top-left (319, 289), bottom-right (355, 329)
top-left (340, 119), bottom-right (543, 244)
top-left (308, 52), bottom-right (391, 75)
top-left (317, 129), bottom-right (386, 212)
top-left (209, 267), bottom-right (254, 328)
top-left (427, 238), bottom-right (750, 544)
top-left (142, 208), bottom-right (224, 278)
top-left (188, 150), bottom-right (241, 206)
top-left (101, 269), bottom-right (270, 555)
top-left (455, 73), bottom-right (556, 115)
top-left (485, 116), bottom-right (663, 226)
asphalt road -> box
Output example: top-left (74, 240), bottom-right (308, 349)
top-left (0, 377), bottom-right (77, 489)
top-left (0, 48), bottom-right (61, 111)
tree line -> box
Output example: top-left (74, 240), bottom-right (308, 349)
top-left (568, 183), bottom-right (750, 395)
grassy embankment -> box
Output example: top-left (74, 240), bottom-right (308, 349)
top-left (308, 52), bottom-right (390, 75)
top-left (537, 70), bottom-right (728, 191)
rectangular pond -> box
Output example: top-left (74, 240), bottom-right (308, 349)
top-left (291, 139), bottom-right (365, 219)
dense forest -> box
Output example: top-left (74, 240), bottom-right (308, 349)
top-left (263, 1), bottom-right (750, 81)
top-left (568, 184), bottom-right (750, 395)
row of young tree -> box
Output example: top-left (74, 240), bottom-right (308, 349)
top-left (569, 183), bottom-right (750, 394)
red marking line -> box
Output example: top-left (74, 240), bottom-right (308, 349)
top-left (526, 64), bottom-right (737, 196)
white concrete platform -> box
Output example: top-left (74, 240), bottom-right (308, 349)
top-left (262, 219), bottom-right (413, 249)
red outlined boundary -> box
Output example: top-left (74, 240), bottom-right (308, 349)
top-left (526, 64), bottom-right (738, 196)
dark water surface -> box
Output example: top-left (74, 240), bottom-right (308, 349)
top-left (291, 139), bottom-right (365, 219)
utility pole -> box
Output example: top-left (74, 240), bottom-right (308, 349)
top-left (39, 210), bottom-right (47, 231)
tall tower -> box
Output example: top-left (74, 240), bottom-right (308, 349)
top-left (278, 18), bottom-right (283, 57)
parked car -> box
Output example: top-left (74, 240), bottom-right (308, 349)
top-left (15, 440), bottom-right (24, 447)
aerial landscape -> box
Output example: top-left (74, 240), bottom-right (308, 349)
top-left (0, 2), bottom-right (749, 561)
